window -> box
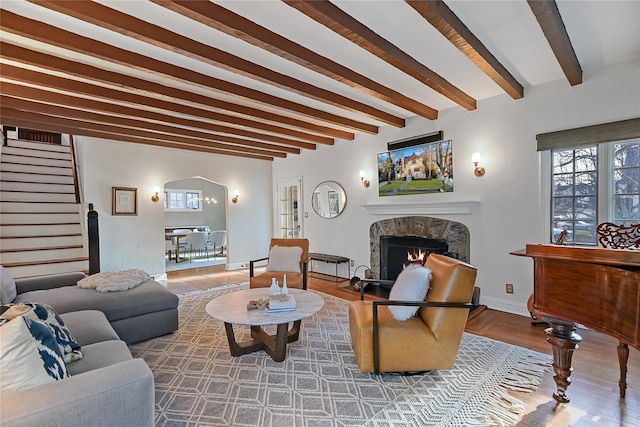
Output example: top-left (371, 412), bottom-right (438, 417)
top-left (550, 139), bottom-right (640, 245)
top-left (613, 140), bottom-right (640, 224)
top-left (164, 189), bottom-right (202, 212)
top-left (186, 192), bottom-right (201, 210)
top-left (551, 146), bottom-right (598, 245)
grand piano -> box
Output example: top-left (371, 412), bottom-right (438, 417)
top-left (512, 244), bottom-right (640, 402)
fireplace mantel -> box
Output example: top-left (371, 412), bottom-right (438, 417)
top-left (361, 201), bottom-right (480, 216)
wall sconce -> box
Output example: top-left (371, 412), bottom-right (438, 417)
top-left (231, 189), bottom-right (239, 204)
top-left (471, 153), bottom-right (486, 177)
top-left (151, 185), bottom-right (160, 202)
top-left (359, 170), bottom-right (370, 188)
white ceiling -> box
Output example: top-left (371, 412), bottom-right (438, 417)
top-left (1, 0), bottom-right (639, 160)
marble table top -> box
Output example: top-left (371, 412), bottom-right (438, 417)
top-left (205, 288), bottom-right (325, 326)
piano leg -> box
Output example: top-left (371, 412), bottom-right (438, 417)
top-left (544, 318), bottom-right (582, 403)
top-left (617, 341), bottom-right (629, 398)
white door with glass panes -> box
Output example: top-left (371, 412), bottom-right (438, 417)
top-left (276, 177), bottom-right (302, 238)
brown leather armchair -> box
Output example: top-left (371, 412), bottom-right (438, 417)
top-left (249, 238), bottom-right (309, 290)
top-left (349, 253), bottom-right (477, 374)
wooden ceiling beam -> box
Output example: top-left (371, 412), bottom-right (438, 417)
top-left (30, 1), bottom-right (405, 127)
top-left (154, 0), bottom-right (438, 120)
top-left (0, 64), bottom-right (322, 148)
top-left (283, 0), bottom-right (476, 111)
top-left (0, 43), bottom-right (344, 145)
top-left (1, 9), bottom-right (375, 135)
top-left (406, 0), bottom-right (524, 99)
top-left (0, 83), bottom-right (313, 152)
top-left (0, 108), bottom-right (282, 159)
top-left (1, 96), bottom-right (298, 156)
top-left (527, 0), bottom-right (582, 86)
top-left (0, 47), bottom-right (334, 145)
top-left (0, 115), bottom-right (274, 161)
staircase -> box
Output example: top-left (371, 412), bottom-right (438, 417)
top-left (0, 138), bottom-right (89, 278)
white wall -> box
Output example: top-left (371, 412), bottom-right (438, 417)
top-left (79, 140), bottom-right (273, 279)
top-left (272, 59), bottom-right (640, 316)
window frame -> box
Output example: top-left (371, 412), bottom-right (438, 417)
top-left (164, 188), bottom-right (203, 212)
top-left (543, 138), bottom-right (640, 245)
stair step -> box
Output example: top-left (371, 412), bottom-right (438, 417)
top-left (3, 259), bottom-right (89, 280)
top-left (0, 171), bottom-right (74, 184)
top-left (1, 162), bottom-right (74, 176)
top-left (1, 145), bottom-right (71, 161)
top-left (0, 247), bottom-right (87, 264)
top-left (0, 154), bottom-right (71, 168)
top-left (0, 235), bottom-right (84, 250)
top-left (6, 139), bottom-right (71, 154)
top-left (1, 181), bottom-right (76, 193)
top-left (0, 244), bottom-right (83, 253)
top-left (0, 192), bottom-right (77, 203)
top-left (0, 213), bottom-right (81, 224)
top-left (1, 223), bottom-right (82, 236)
top-left (0, 202), bottom-right (81, 213)
top-left (1, 138), bottom-right (87, 278)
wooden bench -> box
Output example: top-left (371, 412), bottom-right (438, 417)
top-left (308, 252), bottom-right (350, 282)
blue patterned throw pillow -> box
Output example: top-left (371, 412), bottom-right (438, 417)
top-left (0, 303), bottom-right (82, 363)
top-left (0, 316), bottom-right (68, 393)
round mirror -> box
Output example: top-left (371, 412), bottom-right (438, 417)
top-left (312, 181), bottom-right (347, 218)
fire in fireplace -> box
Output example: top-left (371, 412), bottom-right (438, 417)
top-left (380, 235), bottom-right (448, 280)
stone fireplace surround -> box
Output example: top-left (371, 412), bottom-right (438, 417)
top-left (369, 216), bottom-right (470, 279)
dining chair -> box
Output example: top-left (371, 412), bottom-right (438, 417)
top-left (164, 239), bottom-right (176, 261)
top-left (208, 230), bottom-right (227, 258)
top-left (186, 231), bottom-right (209, 262)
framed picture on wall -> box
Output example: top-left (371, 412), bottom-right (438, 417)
top-left (112, 187), bottom-right (138, 216)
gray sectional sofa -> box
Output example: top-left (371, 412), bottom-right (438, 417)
top-left (11, 271), bottom-right (179, 344)
top-left (1, 309), bottom-right (155, 427)
top-left (0, 268), bottom-right (180, 426)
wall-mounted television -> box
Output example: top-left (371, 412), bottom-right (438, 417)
top-left (377, 139), bottom-right (453, 197)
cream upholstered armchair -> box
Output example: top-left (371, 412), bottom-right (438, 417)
top-left (349, 253), bottom-right (477, 374)
top-left (249, 238), bottom-right (309, 290)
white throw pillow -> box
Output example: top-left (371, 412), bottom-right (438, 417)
top-left (0, 265), bottom-right (17, 304)
top-left (388, 264), bottom-right (432, 321)
top-left (1, 303), bottom-right (83, 364)
top-left (0, 316), bottom-right (68, 393)
top-left (265, 246), bottom-right (303, 273)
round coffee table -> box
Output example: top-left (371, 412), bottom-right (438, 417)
top-left (205, 288), bottom-right (324, 362)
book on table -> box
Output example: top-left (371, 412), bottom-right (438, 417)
top-left (268, 295), bottom-right (296, 312)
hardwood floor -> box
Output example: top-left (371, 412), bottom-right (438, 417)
top-left (166, 267), bottom-right (639, 426)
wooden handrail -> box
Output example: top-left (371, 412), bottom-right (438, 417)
top-left (69, 135), bottom-right (81, 204)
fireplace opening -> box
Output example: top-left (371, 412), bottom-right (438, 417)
top-left (380, 235), bottom-right (448, 280)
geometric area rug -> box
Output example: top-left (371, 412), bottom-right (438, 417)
top-left (130, 283), bottom-right (551, 427)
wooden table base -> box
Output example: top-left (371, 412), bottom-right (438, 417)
top-left (223, 320), bottom-right (302, 362)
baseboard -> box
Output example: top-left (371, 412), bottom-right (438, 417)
top-left (481, 296), bottom-right (530, 317)
top-left (228, 262), bottom-right (248, 271)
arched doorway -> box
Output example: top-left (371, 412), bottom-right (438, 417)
top-left (163, 177), bottom-right (227, 272)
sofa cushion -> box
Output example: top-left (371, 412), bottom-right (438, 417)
top-left (60, 310), bottom-right (120, 346)
top-left (388, 264), bottom-right (432, 321)
top-left (0, 316), bottom-right (68, 393)
top-left (266, 245), bottom-right (302, 273)
top-left (14, 280), bottom-right (179, 322)
top-left (66, 340), bottom-right (133, 376)
top-left (0, 266), bottom-right (17, 304)
top-left (1, 303), bottom-right (82, 364)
